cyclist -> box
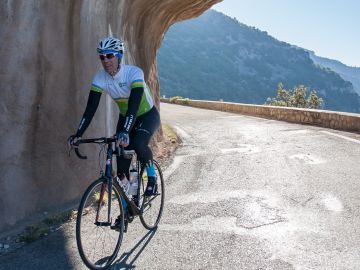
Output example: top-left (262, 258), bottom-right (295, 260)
top-left (68, 37), bottom-right (160, 196)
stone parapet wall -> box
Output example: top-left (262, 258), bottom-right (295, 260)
top-left (162, 99), bottom-right (360, 133)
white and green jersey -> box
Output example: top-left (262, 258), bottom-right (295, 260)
top-left (90, 64), bottom-right (154, 116)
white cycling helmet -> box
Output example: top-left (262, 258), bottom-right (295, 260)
top-left (97, 37), bottom-right (124, 56)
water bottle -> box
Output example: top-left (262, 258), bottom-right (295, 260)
top-left (129, 169), bottom-right (138, 195)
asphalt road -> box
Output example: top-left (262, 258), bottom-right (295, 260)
top-left (1, 103), bottom-right (360, 269)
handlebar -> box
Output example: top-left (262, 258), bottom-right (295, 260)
top-left (69, 137), bottom-right (134, 160)
top-left (73, 137), bottom-right (117, 145)
top-left (75, 148), bottom-right (87, 159)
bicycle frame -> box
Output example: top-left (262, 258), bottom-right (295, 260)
top-left (96, 141), bottom-right (142, 227)
top-left (72, 137), bottom-right (147, 226)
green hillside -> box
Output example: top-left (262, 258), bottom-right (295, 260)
top-left (158, 10), bottom-right (360, 113)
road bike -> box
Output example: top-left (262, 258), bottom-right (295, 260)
top-left (69, 137), bottom-right (165, 270)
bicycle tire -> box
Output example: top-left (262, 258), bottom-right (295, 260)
top-left (76, 177), bottom-right (124, 270)
top-left (139, 160), bottom-right (165, 230)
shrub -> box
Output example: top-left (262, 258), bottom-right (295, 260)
top-left (169, 96), bottom-right (184, 103)
top-left (266, 82), bottom-right (324, 109)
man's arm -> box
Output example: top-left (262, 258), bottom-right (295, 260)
top-left (75, 90), bottom-right (102, 137)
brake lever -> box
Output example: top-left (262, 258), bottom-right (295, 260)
top-left (67, 142), bottom-right (74, 157)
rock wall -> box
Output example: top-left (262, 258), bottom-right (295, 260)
top-left (0, 0), bottom-right (221, 233)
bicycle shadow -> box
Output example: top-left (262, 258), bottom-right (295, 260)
top-left (110, 228), bottom-right (158, 270)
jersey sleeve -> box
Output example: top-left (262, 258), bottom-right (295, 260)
top-left (118, 66), bottom-right (145, 133)
top-left (90, 70), bottom-right (105, 93)
top-left (75, 91), bottom-right (102, 137)
top-left (129, 67), bottom-right (145, 89)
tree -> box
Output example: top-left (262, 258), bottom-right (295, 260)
top-left (266, 83), bottom-right (324, 109)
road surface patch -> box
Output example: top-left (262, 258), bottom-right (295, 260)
top-left (221, 144), bottom-right (261, 154)
top-left (289, 154), bottom-right (326, 164)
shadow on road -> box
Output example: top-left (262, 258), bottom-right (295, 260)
top-left (0, 228), bottom-right (76, 270)
top-left (111, 228), bottom-right (158, 270)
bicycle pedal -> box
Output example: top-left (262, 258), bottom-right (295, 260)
top-left (111, 224), bottom-right (120, 231)
top-left (127, 215), bottom-right (134, 223)
top-left (111, 216), bottom-right (123, 232)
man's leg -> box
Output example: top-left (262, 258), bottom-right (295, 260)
top-left (115, 115), bottom-right (137, 230)
top-left (116, 114), bottom-right (136, 179)
top-left (132, 107), bottom-right (160, 195)
top-left (116, 154), bottom-right (132, 179)
top-left (132, 131), bottom-right (158, 195)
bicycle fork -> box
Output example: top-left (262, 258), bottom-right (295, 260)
top-left (95, 147), bottom-right (114, 226)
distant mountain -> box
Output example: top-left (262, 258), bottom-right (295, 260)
top-left (308, 52), bottom-right (360, 96)
top-left (158, 10), bottom-right (360, 113)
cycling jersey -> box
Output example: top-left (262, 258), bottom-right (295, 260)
top-left (90, 64), bottom-right (154, 117)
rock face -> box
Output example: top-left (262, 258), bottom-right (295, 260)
top-left (0, 0), bottom-right (221, 233)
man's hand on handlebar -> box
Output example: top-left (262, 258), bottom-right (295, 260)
top-left (116, 132), bottom-right (130, 147)
top-left (68, 135), bottom-right (80, 146)
top-left (67, 135), bottom-right (81, 147)
top-left (67, 135), bottom-right (87, 159)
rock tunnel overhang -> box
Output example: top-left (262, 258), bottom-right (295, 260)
top-left (0, 0), bottom-right (222, 233)
top-left (119, 0), bottom-right (222, 104)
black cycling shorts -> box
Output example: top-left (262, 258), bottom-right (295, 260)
top-left (116, 106), bottom-right (160, 175)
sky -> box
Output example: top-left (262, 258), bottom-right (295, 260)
top-left (213, 0), bottom-right (360, 67)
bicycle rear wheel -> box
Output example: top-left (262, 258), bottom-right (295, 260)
top-left (139, 160), bottom-right (165, 230)
top-left (76, 178), bottom-right (124, 270)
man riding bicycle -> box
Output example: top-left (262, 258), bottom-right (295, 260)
top-left (68, 36), bottom-right (160, 196)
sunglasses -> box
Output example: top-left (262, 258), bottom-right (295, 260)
top-left (99, 53), bottom-right (116, 60)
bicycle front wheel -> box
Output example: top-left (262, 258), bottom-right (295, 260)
top-left (76, 178), bottom-right (124, 270)
top-left (139, 160), bottom-right (165, 230)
